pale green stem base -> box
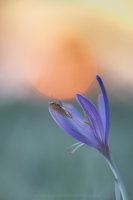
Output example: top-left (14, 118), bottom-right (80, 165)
top-left (105, 155), bottom-right (129, 200)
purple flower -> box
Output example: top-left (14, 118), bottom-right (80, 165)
top-left (49, 75), bottom-right (110, 157)
top-left (49, 76), bottom-right (129, 200)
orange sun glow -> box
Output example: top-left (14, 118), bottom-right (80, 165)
top-left (27, 33), bottom-right (97, 99)
top-left (1, 2), bottom-right (97, 99)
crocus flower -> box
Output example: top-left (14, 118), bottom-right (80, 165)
top-left (49, 75), bottom-right (129, 200)
top-left (49, 75), bottom-right (110, 157)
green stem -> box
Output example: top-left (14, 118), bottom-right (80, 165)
top-left (105, 155), bottom-right (129, 200)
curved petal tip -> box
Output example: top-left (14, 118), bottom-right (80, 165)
top-left (96, 74), bottom-right (101, 81)
top-left (76, 93), bottom-right (82, 100)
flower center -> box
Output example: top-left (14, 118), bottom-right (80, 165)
top-left (83, 112), bottom-right (92, 130)
top-left (83, 121), bottom-right (92, 130)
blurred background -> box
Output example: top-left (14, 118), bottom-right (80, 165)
top-left (0, 0), bottom-right (133, 199)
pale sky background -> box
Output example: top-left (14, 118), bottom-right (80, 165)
top-left (0, 0), bottom-right (133, 100)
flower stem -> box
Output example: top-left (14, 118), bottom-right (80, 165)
top-left (105, 155), bottom-right (129, 200)
top-left (115, 179), bottom-right (121, 200)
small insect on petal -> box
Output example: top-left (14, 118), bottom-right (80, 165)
top-left (49, 102), bottom-right (72, 118)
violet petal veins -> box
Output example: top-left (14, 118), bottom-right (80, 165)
top-left (49, 102), bottom-right (99, 149)
top-left (98, 94), bottom-right (106, 133)
top-left (96, 75), bottom-right (110, 146)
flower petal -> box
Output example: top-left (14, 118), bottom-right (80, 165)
top-left (98, 94), bottom-right (106, 133)
top-left (59, 99), bottom-right (63, 107)
top-left (96, 75), bottom-right (110, 145)
top-left (59, 99), bottom-right (85, 121)
top-left (76, 94), bottom-right (104, 143)
top-left (49, 102), bottom-right (100, 149)
top-left (64, 103), bottom-right (85, 121)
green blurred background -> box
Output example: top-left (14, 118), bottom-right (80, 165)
top-left (0, 0), bottom-right (133, 200)
top-left (0, 88), bottom-right (132, 200)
